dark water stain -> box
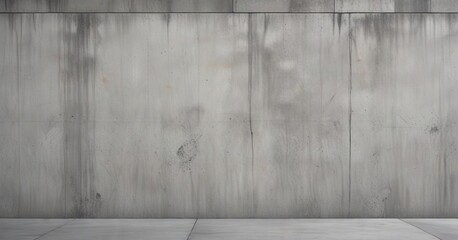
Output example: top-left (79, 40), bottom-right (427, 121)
top-left (333, 13), bottom-right (343, 34)
top-left (46, 0), bottom-right (63, 12)
top-left (62, 14), bottom-right (98, 217)
top-left (429, 125), bottom-right (439, 134)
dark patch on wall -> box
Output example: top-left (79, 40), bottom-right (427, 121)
top-left (177, 136), bottom-right (201, 171)
top-left (46, 0), bottom-right (63, 11)
top-left (333, 13), bottom-right (344, 34)
top-left (429, 125), bottom-right (439, 134)
top-left (289, 0), bottom-right (334, 12)
top-left (395, 0), bottom-right (430, 12)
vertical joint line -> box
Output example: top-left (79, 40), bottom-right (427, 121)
top-left (348, 13), bottom-right (352, 217)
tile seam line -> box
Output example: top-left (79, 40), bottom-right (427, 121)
top-left (34, 219), bottom-right (76, 240)
top-left (186, 218), bottom-right (198, 240)
top-left (399, 219), bottom-right (443, 240)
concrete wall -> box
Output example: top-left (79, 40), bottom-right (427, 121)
top-left (0, 1), bottom-right (458, 218)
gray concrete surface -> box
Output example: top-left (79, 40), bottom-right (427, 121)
top-left (39, 219), bottom-right (196, 240)
top-left (1, 0), bottom-right (458, 12)
top-left (91, 14), bottom-right (252, 218)
top-left (0, 219), bottom-right (72, 240)
top-left (190, 219), bottom-right (439, 240)
top-left (0, 14), bottom-right (252, 218)
top-left (335, 0), bottom-right (431, 12)
top-left (335, 0), bottom-right (395, 12)
top-left (350, 14), bottom-right (458, 217)
top-left (395, 0), bottom-right (430, 12)
top-left (0, 13), bottom-right (350, 218)
top-left (403, 219), bottom-right (458, 240)
top-left (2, 4), bottom-right (458, 219)
top-left (431, 0), bottom-right (458, 12)
top-left (233, 0), bottom-right (334, 12)
top-left (0, 0), bottom-right (233, 12)
top-left (3, 219), bottom-right (457, 240)
top-left (249, 14), bottom-right (350, 217)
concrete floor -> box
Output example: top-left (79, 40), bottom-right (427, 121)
top-left (0, 219), bottom-right (457, 240)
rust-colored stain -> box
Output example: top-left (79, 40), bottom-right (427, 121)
top-left (164, 84), bottom-right (173, 92)
top-left (102, 77), bottom-right (108, 85)
top-left (207, 61), bottom-right (233, 69)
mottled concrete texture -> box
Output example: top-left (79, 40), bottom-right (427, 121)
top-left (4, 0), bottom-right (458, 12)
top-left (0, 219), bottom-right (72, 240)
top-left (431, 0), bottom-right (458, 12)
top-left (2, 11), bottom-right (458, 218)
top-left (335, 0), bottom-right (395, 12)
top-left (189, 219), bottom-right (438, 240)
top-left (395, 0), bottom-right (430, 12)
top-left (0, 13), bottom-right (252, 218)
top-left (403, 219), bottom-right (458, 240)
top-left (39, 219), bottom-right (196, 240)
top-left (0, 0), bottom-right (233, 12)
top-left (4, 219), bottom-right (457, 240)
top-left (234, 0), bottom-right (334, 12)
top-left (0, 13), bottom-right (350, 218)
top-left (350, 14), bottom-right (458, 217)
top-left (249, 14), bottom-right (350, 217)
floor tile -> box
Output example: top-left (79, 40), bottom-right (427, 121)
top-left (403, 219), bottom-right (458, 240)
top-left (0, 219), bottom-right (72, 240)
top-left (39, 219), bottom-right (196, 240)
top-left (189, 219), bottom-right (438, 240)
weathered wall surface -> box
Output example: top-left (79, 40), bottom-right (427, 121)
top-left (250, 14), bottom-right (350, 217)
top-left (1, 1), bottom-right (458, 218)
top-left (1, 0), bottom-right (458, 13)
top-left (350, 14), bottom-right (458, 217)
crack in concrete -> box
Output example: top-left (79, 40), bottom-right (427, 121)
top-left (186, 219), bottom-right (198, 240)
top-left (34, 219), bottom-right (75, 240)
top-left (399, 219), bottom-right (443, 240)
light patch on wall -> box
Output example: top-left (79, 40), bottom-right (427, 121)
top-left (278, 60), bottom-right (295, 70)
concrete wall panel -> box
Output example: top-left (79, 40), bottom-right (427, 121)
top-left (91, 14), bottom-right (251, 217)
top-left (431, 0), bottom-right (458, 12)
top-left (2, 10), bottom-right (458, 218)
top-left (350, 14), bottom-right (458, 217)
top-left (0, 0), bottom-right (233, 12)
top-left (0, 122), bottom-right (19, 217)
top-left (0, 15), bottom-right (67, 217)
top-left (395, 0), bottom-right (430, 12)
top-left (5, 0), bottom-right (458, 13)
top-left (234, 0), bottom-right (334, 12)
top-left (0, 15), bottom-right (19, 217)
top-left (336, 0), bottom-right (395, 12)
top-left (250, 14), bottom-right (350, 217)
